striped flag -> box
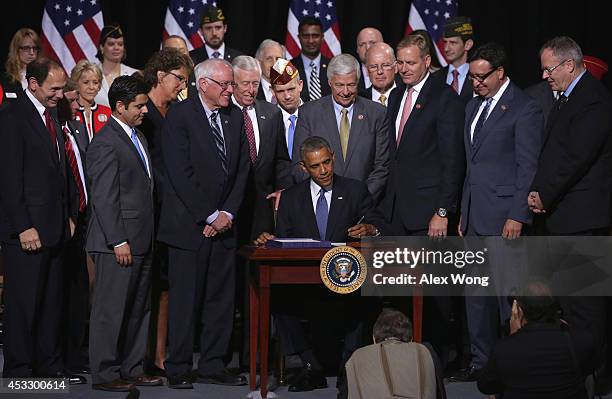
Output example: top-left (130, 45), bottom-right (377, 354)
top-left (405, 0), bottom-right (458, 67)
top-left (162, 0), bottom-right (217, 52)
top-left (285, 0), bottom-right (341, 59)
top-left (41, 0), bottom-right (104, 73)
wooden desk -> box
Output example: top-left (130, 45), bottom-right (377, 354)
top-left (239, 244), bottom-right (423, 398)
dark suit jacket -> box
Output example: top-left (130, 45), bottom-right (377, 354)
top-left (275, 175), bottom-right (377, 242)
top-left (531, 72), bottom-right (612, 233)
top-left (157, 95), bottom-right (249, 250)
top-left (525, 80), bottom-right (555, 129)
top-left (291, 54), bottom-right (331, 102)
top-left (460, 82), bottom-right (543, 235)
top-left (478, 323), bottom-right (595, 399)
top-left (85, 117), bottom-right (154, 256)
top-left (237, 100), bottom-right (291, 241)
top-left (358, 79), bottom-right (404, 104)
top-left (187, 45), bottom-right (243, 99)
top-left (139, 99), bottom-right (167, 200)
top-left (0, 94), bottom-right (70, 247)
top-left (431, 66), bottom-right (474, 105)
top-left (384, 75), bottom-right (465, 231)
top-left (292, 95), bottom-right (390, 201)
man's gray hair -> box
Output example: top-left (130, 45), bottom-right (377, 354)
top-left (366, 42), bottom-right (396, 63)
top-left (255, 39), bottom-right (286, 61)
top-left (299, 136), bottom-right (333, 162)
top-left (232, 55), bottom-right (262, 76)
top-left (327, 53), bottom-right (361, 81)
top-left (194, 58), bottom-right (232, 81)
top-left (539, 36), bottom-right (583, 65)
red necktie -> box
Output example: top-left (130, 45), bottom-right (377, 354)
top-left (396, 88), bottom-right (414, 145)
top-left (242, 107), bottom-right (257, 164)
top-left (62, 126), bottom-right (87, 213)
top-left (451, 69), bottom-right (459, 93)
top-left (44, 109), bottom-right (59, 156)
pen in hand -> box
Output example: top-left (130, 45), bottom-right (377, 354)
top-left (355, 215), bottom-right (365, 225)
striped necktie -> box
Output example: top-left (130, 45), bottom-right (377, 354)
top-left (309, 61), bottom-right (322, 101)
top-left (210, 111), bottom-right (228, 175)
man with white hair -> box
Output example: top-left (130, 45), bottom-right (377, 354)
top-left (254, 39), bottom-right (285, 103)
top-left (291, 53), bottom-right (390, 202)
top-left (355, 27), bottom-right (383, 92)
top-left (158, 58), bottom-right (249, 389)
top-left (360, 42), bottom-right (399, 106)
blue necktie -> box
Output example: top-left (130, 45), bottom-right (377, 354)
top-left (315, 187), bottom-right (328, 240)
top-left (130, 129), bottom-right (148, 174)
top-left (288, 114), bottom-right (297, 160)
top-left (472, 97), bottom-right (493, 147)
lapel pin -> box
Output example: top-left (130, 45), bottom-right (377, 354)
top-left (337, 196), bottom-right (343, 200)
top-left (415, 104), bottom-right (422, 109)
top-left (75, 130), bottom-right (80, 134)
top-left (501, 105), bottom-right (507, 111)
top-left (224, 120), bottom-right (229, 124)
top-left (322, 64), bottom-right (327, 68)
top-left (357, 114), bottom-right (364, 120)
top-left (260, 115), bottom-right (266, 119)
top-left (98, 114), bottom-right (108, 122)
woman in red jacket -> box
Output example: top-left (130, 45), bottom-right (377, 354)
top-left (70, 60), bottom-right (111, 142)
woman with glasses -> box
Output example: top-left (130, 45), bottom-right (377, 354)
top-left (70, 60), bottom-right (112, 141)
top-left (94, 24), bottom-right (139, 107)
top-left (139, 47), bottom-right (192, 377)
top-left (2, 28), bottom-right (40, 103)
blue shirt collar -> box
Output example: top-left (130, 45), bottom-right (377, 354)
top-left (563, 70), bottom-right (586, 97)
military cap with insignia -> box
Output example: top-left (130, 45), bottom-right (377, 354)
top-left (270, 58), bottom-right (300, 86)
top-left (200, 4), bottom-right (226, 25)
top-left (444, 16), bottom-right (473, 40)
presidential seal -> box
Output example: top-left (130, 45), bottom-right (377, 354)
top-left (320, 246), bottom-right (367, 294)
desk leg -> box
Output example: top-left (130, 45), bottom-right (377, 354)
top-left (259, 265), bottom-right (271, 398)
top-left (413, 286), bottom-right (423, 343)
top-left (249, 264), bottom-right (259, 392)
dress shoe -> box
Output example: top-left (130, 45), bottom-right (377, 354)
top-left (146, 364), bottom-right (166, 377)
top-left (92, 379), bottom-right (135, 392)
top-left (288, 366), bottom-right (327, 392)
top-left (197, 369), bottom-right (247, 386)
top-left (448, 365), bottom-right (481, 382)
top-left (167, 374), bottom-right (193, 389)
top-left (126, 375), bottom-right (163, 386)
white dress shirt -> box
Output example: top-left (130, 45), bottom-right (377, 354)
top-left (361, 64), bottom-right (372, 89)
top-left (95, 63), bottom-right (139, 108)
top-left (232, 97), bottom-right (260, 154)
top-left (394, 73), bottom-right (430, 140)
top-left (260, 78), bottom-right (275, 103)
top-left (26, 89), bottom-right (59, 158)
top-left (301, 53), bottom-right (321, 89)
top-left (205, 42), bottom-right (226, 59)
top-left (310, 179), bottom-right (332, 214)
top-left (280, 104), bottom-right (301, 150)
top-left (371, 82), bottom-right (397, 105)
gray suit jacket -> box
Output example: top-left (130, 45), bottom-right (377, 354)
top-left (460, 81), bottom-right (543, 235)
top-left (85, 117), bottom-right (154, 255)
top-left (291, 95), bottom-right (389, 201)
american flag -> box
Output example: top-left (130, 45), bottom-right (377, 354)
top-left (162, 0), bottom-right (217, 51)
top-left (41, 0), bottom-right (104, 73)
top-left (285, 0), bottom-right (341, 59)
top-left (405, 0), bottom-right (458, 67)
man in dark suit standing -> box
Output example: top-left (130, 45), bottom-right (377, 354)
top-left (0, 58), bottom-right (72, 379)
top-left (187, 5), bottom-right (242, 97)
top-left (385, 34), bottom-right (464, 365)
top-left (529, 36), bottom-right (612, 358)
top-left (292, 54), bottom-right (390, 202)
top-left (451, 43), bottom-right (543, 382)
top-left (158, 58), bottom-right (249, 389)
top-left (270, 58), bottom-right (304, 157)
top-left (86, 76), bottom-right (161, 392)
top-left (355, 27), bottom-right (383, 93)
top-left (291, 16), bottom-right (331, 103)
top-left (255, 39), bottom-right (285, 103)
top-left (57, 85), bottom-right (91, 376)
top-left (431, 17), bottom-right (474, 105)
top-left (358, 42), bottom-right (400, 106)
top-left (231, 55), bottom-right (292, 241)
top-left (255, 136), bottom-right (383, 394)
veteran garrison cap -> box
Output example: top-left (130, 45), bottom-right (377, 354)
top-left (270, 58), bottom-right (299, 85)
top-left (584, 55), bottom-right (608, 81)
top-left (444, 16), bottom-right (473, 40)
top-left (200, 5), bottom-right (226, 25)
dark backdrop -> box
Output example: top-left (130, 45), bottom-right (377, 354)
top-left (1, 0), bottom-right (610, 90)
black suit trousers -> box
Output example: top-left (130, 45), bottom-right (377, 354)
top-left (1, 242), bottom-right (64, 377)
top-left (165, 238), bottom-right (236, 376)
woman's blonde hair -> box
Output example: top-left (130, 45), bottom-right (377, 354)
top-left (5, 28), bottom-right (40, 84)
top-left (70, 59), bottom-right (103, 83)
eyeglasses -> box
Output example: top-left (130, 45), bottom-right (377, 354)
top-left (542, 59), bottom-right (570, 76)
top-left (19, 45), bottom-right (40, 53)
top-left (206, 77), bottom-right (237, 90)
top-left (367, 62), bottom-right (396, 72)
top-left (167, 71), bottom-right (187, 84)
top-left (467, 67), bottom-right (499, 83)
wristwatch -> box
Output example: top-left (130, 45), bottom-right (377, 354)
top-left (436, 208), bottom-right (448, 218)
